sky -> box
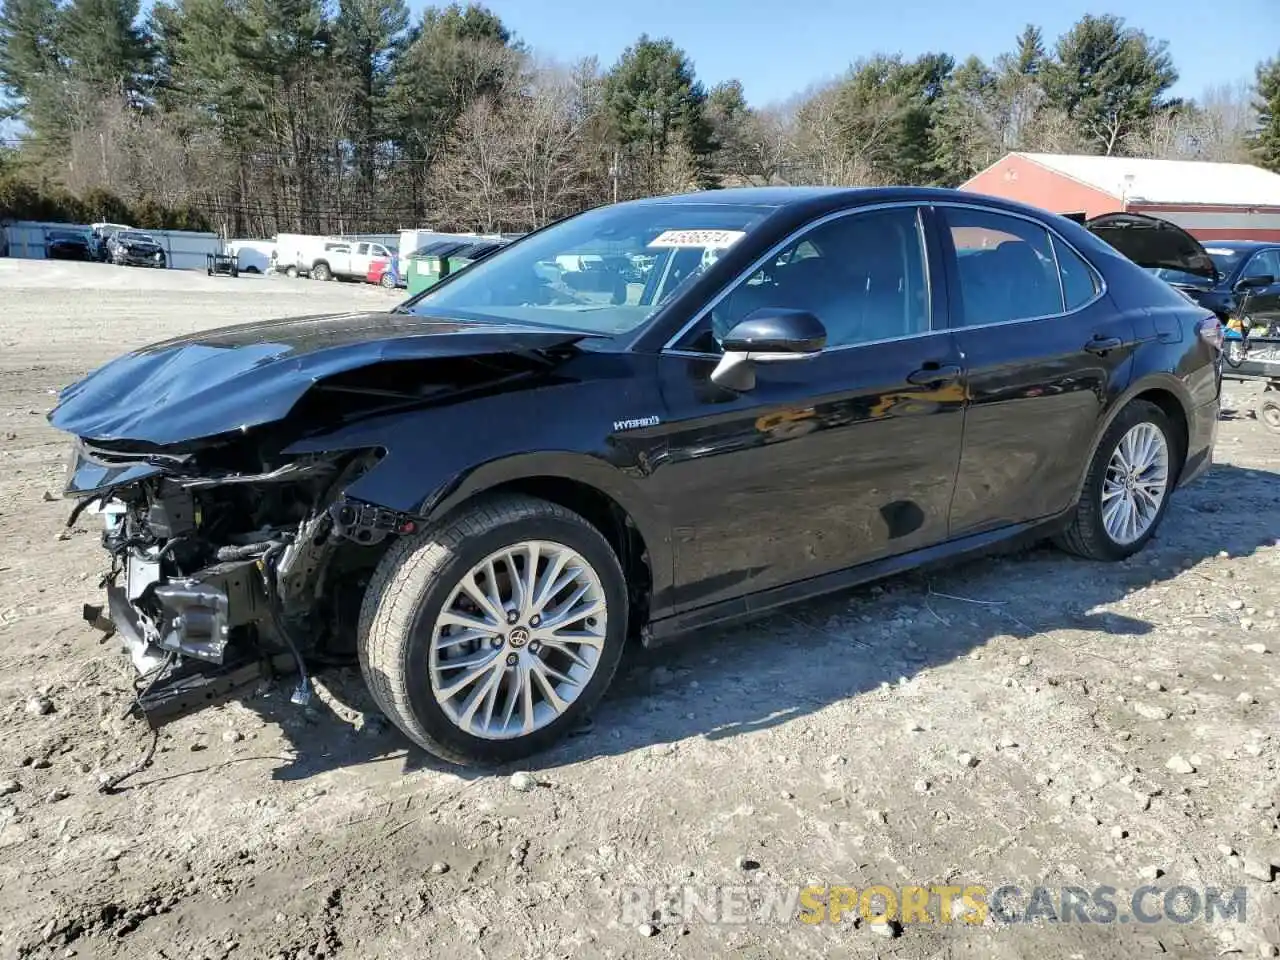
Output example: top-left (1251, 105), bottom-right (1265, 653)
top-left (471, 0), bottom-right (1274, 107)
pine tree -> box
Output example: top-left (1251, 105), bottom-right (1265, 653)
top-left (1251, 56), bottom-right (1280, 173)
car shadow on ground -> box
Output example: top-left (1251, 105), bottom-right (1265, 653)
top-left (220, 459), bottom-right (1277, 784)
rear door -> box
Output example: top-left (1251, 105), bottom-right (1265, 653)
top-left (938, 203), bottom-right (1137, 535)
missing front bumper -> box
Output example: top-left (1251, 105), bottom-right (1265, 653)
top-left (92, 585), bottom-right (298, 729)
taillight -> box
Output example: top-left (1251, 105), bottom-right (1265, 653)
top-left (1197, 316), bottom-right (1224, 351)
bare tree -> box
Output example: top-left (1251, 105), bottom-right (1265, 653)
top-left (509, 66), bottom-right (592, 228)
top-left (432, 95), bottom-right (518, 232)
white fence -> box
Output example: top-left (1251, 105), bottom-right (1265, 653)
top-left (2, 221), bottom-right (222, 270)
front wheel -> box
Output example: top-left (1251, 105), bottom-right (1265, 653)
top-left (358, 495), bottom-right (629, 765)
top-left (380, 272), bottom-right (396, 288)
top-left (1055, 400), bottom-right (1178, 561)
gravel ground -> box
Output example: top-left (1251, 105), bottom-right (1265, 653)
top-left (0, 259), bottom-right (1278, 960)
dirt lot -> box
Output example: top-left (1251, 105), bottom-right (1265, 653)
top-left (0, 258), bottom-right (1278, 960)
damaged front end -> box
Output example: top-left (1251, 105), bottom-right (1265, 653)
top-left (66, 438), bottom-right (417, 728)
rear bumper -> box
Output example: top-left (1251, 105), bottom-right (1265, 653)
top-left (1179, 395), bottom-right (1219, 488)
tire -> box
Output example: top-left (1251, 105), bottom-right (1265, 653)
top-left (311, 261), bottom-right (331, 281)
top-left (1054, 400), bottom-right (1179, 562)
top-left (1226, 338), bottom-right (1246, 367)
top-left (358, 494), bottom-right (628, 765)
top-left (1257, 395), bottom-right (1280, 436)
top-left (285, 265), bottom-right (298, 278)
top-left (380, 272), bottom-right (396, 289)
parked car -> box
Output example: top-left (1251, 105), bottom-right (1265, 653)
top-left (303, 239), bottom-right (395, 281)
top-left (45, 229), bottom-right (93, 261)
top-left (367, 254), bottom-right (399, 288)
top-left (107, 230), bottom-right (167, 268)
top-left (1084, 213), bottom-right (1280, 360)
top-left (89, 222), bottom-right (134, 262)
top-left (49, 187), bottom-right (1221, 766)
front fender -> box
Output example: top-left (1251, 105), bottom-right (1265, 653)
top-left (281, 377), bottom-right (674, 613)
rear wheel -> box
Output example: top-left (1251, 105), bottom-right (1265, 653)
top-left (358, 495), bottom-right (628, 765)
top-left (380, 272), bottom-right (396, 288)
top-left (1055, 400), bottom-right (1178, 561)
top-left (311, 261), bottom-right (331, 281)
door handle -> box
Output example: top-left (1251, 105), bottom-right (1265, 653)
top-left (1084, 335), bottom-right (1124, 355)
top-left (906, 364), bottom-right (961, 386)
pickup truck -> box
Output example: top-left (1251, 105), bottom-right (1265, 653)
top-left (304, 239), bottom-right (395, 282)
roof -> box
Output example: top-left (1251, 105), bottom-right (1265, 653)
top-left (1017, 153), bottom-right (1280, 208)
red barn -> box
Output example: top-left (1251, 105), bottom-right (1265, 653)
top-left (960, 153), bottom-right (1280, 242)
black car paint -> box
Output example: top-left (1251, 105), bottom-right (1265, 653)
top-left (53, 186), bottom-right (1220, 651)
top-left (108, 233), bottom-right (167, 267)
top-left (46, 231), bottom-right (93, 261)
top-left (51, 313), bottom-right (599, 445)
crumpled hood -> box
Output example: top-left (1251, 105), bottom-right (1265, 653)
top-left (49, 310), bottom-right (594, 446)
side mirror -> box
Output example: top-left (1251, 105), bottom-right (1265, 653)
top-left (1237, 274), bottom-right (1275, 290)
top-left (710, 309), bottom-right (826, 391)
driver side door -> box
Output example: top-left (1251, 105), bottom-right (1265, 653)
top-left (646, 202), bottom-right (967, 613)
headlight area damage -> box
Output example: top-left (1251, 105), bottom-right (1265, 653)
top-left (48, 310), bottom-right (599, 736)
top-left (65, 438), bottom-right (417, 729)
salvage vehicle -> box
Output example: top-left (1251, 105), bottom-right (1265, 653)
top-left (1083, 214), bottom-right (1280, 363)
top-left (108, 230), bottom-right (167, 268)
top-left (50, 187), bottom-right (1222, 766)
top-left (45, 229), bottom-right (93, 261)
top-left (89, 222), bottom-right (133, 261)
top-left (300, 238), bottom-right (395, 282)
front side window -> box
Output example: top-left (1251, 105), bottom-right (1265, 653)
top-left (405, 202), bottom-right (778, 335)
top-left (678, 205), bottom-right (931, 352)
top-left (1244, 249), bottom-right (1280, 282)
top-left (945, 208), bottom-right (1064, 325)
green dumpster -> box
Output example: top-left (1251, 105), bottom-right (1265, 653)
top-left (404, 237), bottom-right (512, 296)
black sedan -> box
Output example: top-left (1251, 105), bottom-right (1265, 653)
top-left (107, 230), bottom-right (167, 268)
top-left (49, 186), bottom-right (1222, 765)
top-left (45, 229), bottom-right (93, 261)
top-left (1085, 213), bottom-right (1280, 358)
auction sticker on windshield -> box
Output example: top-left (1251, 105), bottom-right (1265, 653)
top-left (648, 229), bottom-right (746, 249)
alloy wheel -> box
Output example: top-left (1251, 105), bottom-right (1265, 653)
top-left (428, 540), bottom-right (607, 740)
top-left (1101, 421), bottom-right (1170, 546)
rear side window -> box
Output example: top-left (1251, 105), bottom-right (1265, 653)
top-left (944, 208), bottom-right (1065, 325)
top-left (1053, 235), bottom-right (1100, 310)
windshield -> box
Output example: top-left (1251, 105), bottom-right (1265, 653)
top-left (1205, 246), bottom-right (1247, 278)
top-left (405, 201), bottom-right (778, 334)
top-left (119, 232), bottom-right (155, 243)
top-left (1149, 246), bottom-right (1242, 287)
